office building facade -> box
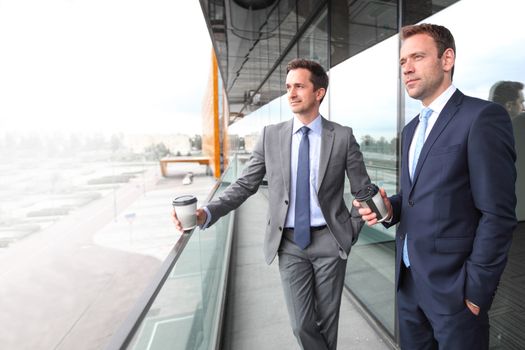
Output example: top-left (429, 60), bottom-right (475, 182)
top-left (200, 0), bottom-right (525, 348)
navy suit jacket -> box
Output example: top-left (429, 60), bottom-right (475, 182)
top-left (387, 89), bottom-right (517, 315)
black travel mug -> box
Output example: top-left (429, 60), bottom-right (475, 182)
top-left (355, 184), bottom-right (389, 223)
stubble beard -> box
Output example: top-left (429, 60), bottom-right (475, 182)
top-left (291, 100), bottom-right (317, 118)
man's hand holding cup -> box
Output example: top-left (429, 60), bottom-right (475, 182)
top-left (353, 184), bottom-right (393, 226)
top-left (172, 195), bottom-right (207, 232)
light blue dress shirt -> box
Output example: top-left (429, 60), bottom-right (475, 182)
top-left (284, 115), bottom-right (326, 228)
top-left (201, 115), bottom-right (327, 230)
top-left (403, 84), bottom-right (457, 266)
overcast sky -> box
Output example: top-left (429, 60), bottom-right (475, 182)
top-left (0, 0), bottom-right (212, 135)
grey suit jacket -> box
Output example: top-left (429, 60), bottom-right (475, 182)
top-left (207, 117), bottom-right (370, 264)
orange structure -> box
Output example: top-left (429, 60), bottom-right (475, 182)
top-left (160, 50), bottom-right (226, 179)
top-left (201, 50), bottom-right (223, 179)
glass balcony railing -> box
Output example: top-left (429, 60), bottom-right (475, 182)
top-left (106, 157), bottom-right (239, 350)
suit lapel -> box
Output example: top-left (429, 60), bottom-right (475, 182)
top-left (410, 90), bottom-right (463, 189)
top-left (280, 119), bottom-right (293, 196)
top-left (403, 119), bottom-right (418, 186)
top-left (317, 117), bottom-right (335, 191)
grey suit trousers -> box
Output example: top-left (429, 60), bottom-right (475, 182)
top-left (278, 227), bottom-right (347, 350)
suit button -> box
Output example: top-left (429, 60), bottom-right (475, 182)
top-left (400, 233), bottom-right (405, 239)
top-left (409, 200), bottom-right (414, 207)
top-left (279, 226), bottom-right (283, 231)
top-left (285, 200), bottom-right (289, 205)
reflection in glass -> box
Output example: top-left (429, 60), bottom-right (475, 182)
top-left (402, 0), bottom-right (459, 26)
top-left (298, 7), bottom-right (329, 68)
top-left (330, 34), bottom-right (399, 336)
top-left (331, 0), bottom-right (397, 67)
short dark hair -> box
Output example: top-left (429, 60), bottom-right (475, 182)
top-left (489, 81), bottom-right (524, 105)
top-left (286, 58), bottom-right (329, 92)
top-left (401, 23), bottom-right (456, 78)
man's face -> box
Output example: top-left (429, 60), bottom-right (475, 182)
top-left (507, 90), bottom-right (525, 119)
top-left (400, 33), bottom-right (454, 106)
top-left (285, 68), bottom-right (324, 117)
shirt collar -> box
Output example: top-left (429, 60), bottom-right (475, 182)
top-left (293, 115), bottom-right (322, 135)
top-left (426, 84), bottom-right (457, 116)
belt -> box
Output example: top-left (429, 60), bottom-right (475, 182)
top-left (284, 225), bottom-right (327, 232)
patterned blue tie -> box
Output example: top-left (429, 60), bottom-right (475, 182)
top-left (294, 126), bottom-right (311, 249)
top-left (404, 107), bottom-right (433, 267)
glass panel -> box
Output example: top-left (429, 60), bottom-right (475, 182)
top-left (298, 6), bottom-right (329, 68)
top-left (296, 0), bottom-right (323, 28)
top-left (201, 0), bottom-right (227, 80)
top-left (402, 1), bottom-right (525, 348)
top-left (227, 106), bottom-right (265, 156)
top-left (266, 2), bottom-right (281, 67)
top-left (402, 0), bottom-right (459, 26)
top-left (277, 0), bottom-right (299, 53)
top-left (331, 0), bottom-right (398, 67)
top-left (266, 61), bottom-right (286, 125)
top-left (329, 34), bottom-right (399, 336)
top-left (220, 0), bottom-right (276, 116)
top-left (126, 164), bottom-right (237, 350)
top-left (212, 0), bottom-right (331, 118)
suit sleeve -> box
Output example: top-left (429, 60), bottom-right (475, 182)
top-left (384, 128), bottom-right (406, 228)
top-left (206, 127), bottom-right (267, 226)
top-left (345, 127), bottom-right (371, 236)
top-left (384, 192), bottom-right (402, 228)
top-left (465, 103), bottom-right (517, 310)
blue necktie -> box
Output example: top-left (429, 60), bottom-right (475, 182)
top-left (404, 107), bottom-right (433, 267)
top-left (410, 107), bottom-right (433, 179)
top-left (294, 126), bottom-right (311, 249)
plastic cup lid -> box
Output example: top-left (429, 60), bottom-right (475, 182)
top-left (172, 195), bottom-right (197, 206)
top-left (355, 183), bottom-right (379, 201)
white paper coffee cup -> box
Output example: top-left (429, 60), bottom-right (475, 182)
top-left (172, 195), bottom-right (198, 231)
top-left (355, 184), bottom-right (389, 223)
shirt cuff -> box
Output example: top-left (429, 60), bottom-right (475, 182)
top-left (466, 299), bottom-right (480, 309)
top-left (201, 207), bottom-right (212, 229)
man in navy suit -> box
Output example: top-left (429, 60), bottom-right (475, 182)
top-left (354, 24), bottom-right (517, 349)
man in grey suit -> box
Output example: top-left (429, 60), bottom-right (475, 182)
top-left (173, 58), bottom-right (370, 350)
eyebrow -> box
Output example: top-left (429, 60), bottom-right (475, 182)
top-left (286, 82), bottom-right (305, 87)
top-left (399, 51), bottom-right (426, 62)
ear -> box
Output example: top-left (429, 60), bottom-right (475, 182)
top-left (441, 47), bottom-right (455, 74)
top-left (316, 87), bottom-right (326, 101)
